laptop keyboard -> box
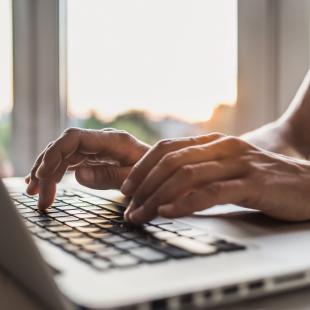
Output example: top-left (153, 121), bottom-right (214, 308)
top-left (10, 190), bottom-right (246, 271)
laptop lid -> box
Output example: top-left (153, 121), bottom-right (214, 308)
top-left (0, 179), bottom-right (74, 310)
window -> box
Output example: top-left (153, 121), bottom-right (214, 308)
top-left (67, 0), bottom-right (237, 144)
top-left (0, 0), bottom-right (13, 176)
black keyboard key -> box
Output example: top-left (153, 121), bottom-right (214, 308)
top-left (36, 231), bottom-right (56, 239)
top-left (110, 255), bottom-right (139, 267)
top-left (115, 240), bottom-right (140, 250)
top-left (51, 237), bottom-right (68, 245)
top-left (91, 258), bottom-right (110, 270)
top-left (59, 231), bottom-right (83, 238)
top-left (48, 225), bottom-right (73, 233)
top-left (159, 223), bottom-right (191, 232)
top-left (102, 235), bottom-right (125, 244)
top-left (97, 247), bottom-right (121, 259)
top-left (100, 204), bottom-right (124, 214)
top-left (129, 247), bottom-right (167, 263)
top-left (76, 226), bottom-right (100, 233)
top-left (65, 220), bottom-right (89, 227)
top-left (56, 216), bottom-right (79, 222)
top-left (149, 217), bottom-right (172, 226)
top-left (153, 244), bottom-right (191, 259)
top-left (214, 241), bottom-right (246, 252)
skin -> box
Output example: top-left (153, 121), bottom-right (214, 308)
top-left (26, 70), bottom-right (310, 223)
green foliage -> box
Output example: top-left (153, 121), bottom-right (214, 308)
top-left (81, 110), bottom-right (160, 145)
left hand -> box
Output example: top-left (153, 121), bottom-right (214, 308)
top-left (121, 134), bottom-right (310, 224)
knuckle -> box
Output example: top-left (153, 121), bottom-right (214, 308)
top-left (155, 139), bottom-right (173, 152)
top-left (63, 127), bottom-right (80, 136)
top-left (208, 132), bottom-right (225, 140)
top-left (205, 183), bottom-right (222, 198)
top-left (160, 152), bottom-right (179, 168)
top-left (117, 130), bottom-right (133, 142)
top-left (178, 164), bottom-right (196, 179)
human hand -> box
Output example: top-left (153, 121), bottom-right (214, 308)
top-left (25, 128), bottom-right (149, 210)
top-left (122, 133), bottom-right (310, 224)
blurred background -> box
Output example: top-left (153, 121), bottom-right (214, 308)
top-left (0, 0), bottom-right (309, 176)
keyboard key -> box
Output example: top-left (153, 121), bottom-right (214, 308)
top-left (143, 225), bottom-right (162, 233)
top-left (116, 240), bottom-right (140, 250)
top-left (22, 212), bottom-right (40, 218)
top-left (76, 251), bottom-right (94, 261)
top-left (63, 244), bottom-right (79, 253)
top-left (56, 206), bottom-right (76, 211)
top-left (29, 226), bottom-right (45, 234)
top-left (37, 220), bottom-right (62, 227)
top-left (48, 212), bottom-right (69, 218)
top-left (66, 220), bottom-right (89, 227)
top-left (97, 247), bottom-right (121, 258)
top-left (76, 226), bottom-right (100, 233)
top-left (82, 243), bottom-right (106, 252)
top-left (178, 229), bottom-right (207, 237)
top-left (102, 235), bottom-right (125, 244)
top-left (159, 223), bottom-right (191, 232)
top-left (36, 231), bottom-right (56, 239)
top-left (18, 208), bottom-right (36, 214)
top-left (214, 241), bottom-right (246, 252)
top-left (92, 259), bottom-right (110, 270)
top-left (88, 232), bottom-right (112, 239)
top-left (150, 217), bottom-right (172, 226)
top-left (69, 237), bottom-right (94, 246)
top-left (153, 231), bottom-right (177, 241)
top-left (85, 218), bottom-right (107, 224)
top-left (100, 204), bottom-right (124, 214)
top-left (51, 237), bottom-right (67, 245)
top-left (58, 231), bottom-right (83, 238)
top-left (66, 210), bottom-right (87, 215)
top-left (110, 255), bottom-right (139, 267)
top-left (194, 235), bottom-right (218, 244)
top-left (75, 213), bottom-right (97, 219)
top-left (156, 244), bottom-right (191, 259)
top-left (129, 247), bottom-right (167, 263)
top-left (56, 216), bottom-right (79, 222)
top-left (166, 237), bottom-right (217, 255)
top-left (49, 225), bottom-right (73, 233)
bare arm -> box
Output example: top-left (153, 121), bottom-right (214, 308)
top-left (242, 70), bottom-right (310, 159)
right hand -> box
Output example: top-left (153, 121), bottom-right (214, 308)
top-left (25, 128), bottom-right (149, 210)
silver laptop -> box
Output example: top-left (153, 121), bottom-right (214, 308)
top-left (2, 177), bottom-right (310, 310)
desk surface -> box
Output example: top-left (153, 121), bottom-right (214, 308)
top-left (1, 269), bottom-right (309, 310)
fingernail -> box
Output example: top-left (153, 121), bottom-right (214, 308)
top-left (121, 179), bottom-right (133, 196)
top-left (124, 200), bottom-right (135, 222)
top-left (78, 167), bottom-right (95, 183)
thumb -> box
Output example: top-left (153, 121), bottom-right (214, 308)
top-left (75, 165), bottom-right (131, 190)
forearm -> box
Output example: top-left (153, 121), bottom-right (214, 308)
top-left (242, 70), bottom-right (310, 159)
top-left (241, 120), bottom-right (300, 157)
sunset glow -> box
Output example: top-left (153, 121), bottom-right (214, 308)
top-left (0, 0), bottom-right (237, 123)
top-left (67, 0), bottom-right (237, 123)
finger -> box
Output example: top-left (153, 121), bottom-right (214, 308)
top-left (158, 179), bottom-right (251, 218)
top-left (121, 133), bottom-right (225, 196)
top-left (75, 165), bottom-right (132, 190)
top-left (26, 146), bottom-right (51, 195)
top-left (130, 137), bottom-right (245, 209)
top-left (127, 160), bottom-right (246, 224)
top-left (37, 128), bottom-right (148, 179)
top-left (38, 179), bottom-right (57, 211)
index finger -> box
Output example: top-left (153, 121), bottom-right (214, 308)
top-left (121, 133), bottom-right (224, 196)
top-left (37, 128), bottom-right (147, 179)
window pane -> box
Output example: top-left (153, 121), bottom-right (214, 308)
top-left (67, 0), bottom-right (237, 144)
top-left (0, 0), bottom-right (13, 176)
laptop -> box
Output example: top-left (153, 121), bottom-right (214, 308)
top-left (2, 176), bottom-right (310, 310)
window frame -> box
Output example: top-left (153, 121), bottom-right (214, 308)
top-left (11, 0), bottom-right (310, 175)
